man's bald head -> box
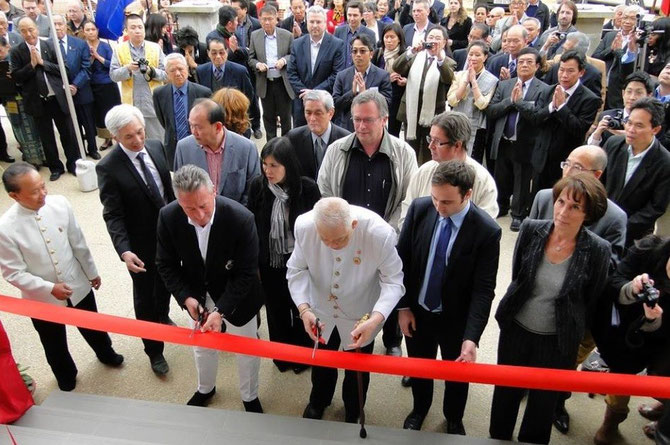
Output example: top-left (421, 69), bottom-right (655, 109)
top-left (563, 145), bottom-right (608, 179)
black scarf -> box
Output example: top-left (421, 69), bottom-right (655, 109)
top-left (216, 24), bottom-right (233, 40)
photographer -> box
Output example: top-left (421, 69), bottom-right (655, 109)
top-left (110, 13), bottom-right (167, 142)
top-left (588, 71), bottom-right (653, 147)
top-left (622, 17), bottom-right (670, 78)
top-left (592, 235), bottom-right (670, 445)
top-left (537, 0), bottom-right (577, 59)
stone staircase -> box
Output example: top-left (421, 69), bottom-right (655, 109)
top-left (2, 391), bottom-right (518, 444)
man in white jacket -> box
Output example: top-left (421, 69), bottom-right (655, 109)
top-left (0, 163), bottom-right (123, 391)
top-left (287, 197), bottom-right (405, 423)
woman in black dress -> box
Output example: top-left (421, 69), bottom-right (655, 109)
top-left (440, 0), bottom-right (472, 51)
top-left (371, 23), bottom-right (406, 137)
top-left (247, 137), bottom-right (321, 373)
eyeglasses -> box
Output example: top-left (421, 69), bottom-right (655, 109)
top-left (351, 48), bottom-right (370, 54)
top-left (352, 116), bottom-right (381, 125)
top-left (560, 160), bottom-right (597, 172)
top-left (425, 136), bottom-right (452, 147)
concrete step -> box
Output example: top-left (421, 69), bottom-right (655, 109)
top-left (0, 424), bottom-right (150, 445)
top-left (21, 391), bottom-right (518, 445)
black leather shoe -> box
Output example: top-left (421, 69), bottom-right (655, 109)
top-left (497, 208), bottom-right (509, 218)
top-left (302, 403), bottom-right (325, 419)
top-left (510, 218), bottom-right (523, 232)
top-left (243, 397), bottom-right (263, 413)
top-left (403, 411), bottom-right (425, 430)
top-left (88, 151), bottom-right (101, 160)
top-left (553, 402), bottom-right (570, 434)
top-left (49, 171), bottom-right (63, 181)
top-left (149, 354), bottom-right (169, 375)
top-left (58, 377), bottom-right (77, 392)
top-left (401, 376), bottom-right (412, 387)
top-left (99, 352), bottom-right (124, 367)
top-left (446, 418), bottom-right (466, 435)
top-left (187, 387), bottom-right (216, 407)
top-left (386, 346), bottom-right (402, 357)
top-left (292, 364), bottom-right (309, 374)
top-left (0, 154), bottom-right (15, 163)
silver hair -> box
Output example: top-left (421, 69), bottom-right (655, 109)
top-left (413, 0), bottom-right (430, 10)
top-left (306, 5), bottom-right (327, 20)
top-left (575, 145), bottom-right (608, 171)
top-left (51, 14), bottom-right (66, 24)
top-left (521, 17), bottom-right (541, 29)
top-left (173, 165), bottom-right (215, 195)
top-left (566, 31), bottom-right (590, 55)
top-left (165, 52), bottom-right (188, 69)
top-left (490, 7), bottom-right (505, 16)
top-left (507, 24), bottom-right (528, 40)
top-left (105, 104), bottom-right (145, 136)
top-left (352, 89), bottom-right (389, 118)
top-left (302, 89), bottom-right (334, 112)
top-left (0, 12), bottom-right (7, 22)
top-left (313, 197), bottom-right (353, 229)
top-left (68, 0), bottom-right (85, 10)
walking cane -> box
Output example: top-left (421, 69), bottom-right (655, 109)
top-left (355, 314), bottom-right (370, 438)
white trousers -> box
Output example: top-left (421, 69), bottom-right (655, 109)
top-left (191, 295), bottom-right (260, 402)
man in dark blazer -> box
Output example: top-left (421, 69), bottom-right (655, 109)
top-left (532, 50), bottom-right (601, 192)
top-left (452, 23), bottom-right (489, 71)
top-left (287, 5), bottom-right (345, 127)
top-left (52, 14), bottom-right (99, 160)
top-left (196, 38), bottom-right (254, 100)
top-left (0, 12), bottom-right (23, 47)
top-left (398, 0), bottom-right (444, 27)
top-left (249, 5), bottom-right (295, 140)
top-left (10, 16), bottom-right (79, 181)
top-left (155, 164), bottom-right (264, 411)
top-left (286, 90), bottom-right (350, 180)
top-left (401, 0), bottom-right (436, 47)
top-left (486, 25), bottom-right (528, 80)
top-left (174, 99), bottom-right (260, 205)
top-left (333, 1), bottom-right (376, 68)
top-left (525, 0), bottom-right (551, 33)
top-left (96, 104), bottom-right (175, 376)
top-left (603, 97), bottom-right (670, 247)
top-left (487, 47), bottom-right (549, 230)
top-left (280, 0), bottom-right (308, 38)
top-left (397, 160), bottom-right (501, 435)
top-left (205, 5), bottom-right (249, 67)
top-left (153, 53), bottom-right (212, 168)
top-left (332, 34), bottom-right (392, 131)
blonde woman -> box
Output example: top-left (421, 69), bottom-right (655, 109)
top-left (440, 0), bottom-right (471, 50)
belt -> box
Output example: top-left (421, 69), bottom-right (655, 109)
top-left (267, 77), bottom-right (280, 82)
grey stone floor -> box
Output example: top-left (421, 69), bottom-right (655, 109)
top-left (0, 118), bottom-right (655, 444)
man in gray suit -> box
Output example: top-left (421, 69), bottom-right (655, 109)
top-left (529, 144), bottom-right (627, 435)
top-left (248, 5), bottom-right (294, 140)
top-left (0, 12), bottom-right (22, 46)
top-left (153, 53), bottom-right (212, 169)
top-left (14, 0), bottom-right (49, 37)
top-left (174, 98), bottom-right (260, 205)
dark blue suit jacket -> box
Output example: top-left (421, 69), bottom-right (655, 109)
top-left (195, 61), bottom-right (254, 100)
top-left (332, 65), bottom-right (392, 131)
top-left (486, 52), bottom-right (517, 79)
top-left (333, 24), bottom-right (377, 53)
top-left (402, 22), bottom-right (436, 48)
top-left (287, 32), bottom-right (344, 94)
top-left (55, 34), bottom-right (93, 105)
top-left (453, 48), bottom-right (467, 71)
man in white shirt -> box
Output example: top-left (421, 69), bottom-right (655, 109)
top-left (399, 111), bottom-right (498, 230)
top-left (287, 197), bottom-right (405, 423)
top-left (0, 163), bottom-right (123, 392)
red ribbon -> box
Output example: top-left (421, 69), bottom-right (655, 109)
top-left (1, 294), bottom-right (669, 398)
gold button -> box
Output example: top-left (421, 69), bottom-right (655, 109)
top-left (333, 314), bottom-right (339, 318)
top-left (50, 250), bottom-right (55, 254)
top-left (333, 284), bottom-right (339, 289)
top-left (334, 271), bottom-right (340, 276)
top-left (46, 239), bottom-right (51, 243)
top-left (41, 227), bottom-right (46, 232)
top-left (335, 257), bottom-right (341, 262)
top-left (36, 216), bottom-right (41, 221)
top-left (56, 270), bottom-right (61, 274)
top-left (54, 261), bottom-right (58, 265)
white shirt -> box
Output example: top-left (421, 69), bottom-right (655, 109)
top-left (310, 34), bottom-right (324, 73)
top-left (187, 204), bottom-right (216, 263)
top-left (287, 206), bottom-right (405, 348)
top-left (625, 139), bottom-right (654, 184)
top-left (412, 22), bottom-right (430, 47)
top-left (264, 30), bottom-right (281, 78)
top-left (119, 144), bottom-right (166, 200)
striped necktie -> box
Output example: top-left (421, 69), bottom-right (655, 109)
top-left (174, 89), bottom-right (189, 141)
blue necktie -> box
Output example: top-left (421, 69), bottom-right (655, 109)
top-left (59, 39), bottom-right (66, 57)
top-left (214, 66), bottom-right (223, 81)
top-left (504, 82), bottom-right (525, 139)
top-left (424, 218), bottom-right (452, 311)
top-left (174, 89), bottom-right (189, 141)
top-left (137, 152), bottom-right (165, 208)
top-left (508, 59), bottom-right (517, 77)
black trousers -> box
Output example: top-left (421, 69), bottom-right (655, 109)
top-left (382, 309), bottom-right (402, 349)
top-left (75, 102), bottom-right (99, 155)
top-left (292, 98), bottom-right (307, 128)
top-left (30, 290), bottom-right (115, 390)
top-left (260, 262), bottom-right (311, 368)
top-left (404, 308), bottom-right (469, 421)
top-left (32, 97), bottom-right (80, 174)
top-left (495, 139), bottom-right (534, 219)
top-left (489, 322), bottom-right (575, 445)
top-left (309, 327), bottom-right (374, 418)
top-left (129, 262), bottom-right (169, 357)
top-left (407, 125), bottom-right (432, 165)
top-left (0, 118), bottom-right (8, 157)
top-left (471, 128), bottom-right (495, 175)
top-left (261, 80), bottom-right (293, 140)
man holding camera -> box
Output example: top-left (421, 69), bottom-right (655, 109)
top-left (110, 13), bottom-right (167, 142)
top-left (588, 71), bottom-right (653, 147)
top-left (537, 0), bottom-right (578, 59)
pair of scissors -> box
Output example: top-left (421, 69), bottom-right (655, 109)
top-left (311, 318), bottom-right (322, 359)
top-left (189, 304), bottom-right (210, 338)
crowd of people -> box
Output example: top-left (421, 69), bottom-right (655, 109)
top-left (0, 0), bottom-right (669, 444)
